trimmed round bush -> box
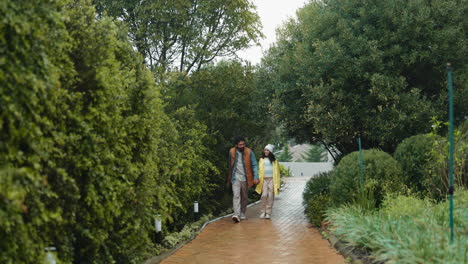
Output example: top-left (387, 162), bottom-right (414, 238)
top-left (303, 171), bottom-right (333, 206)
top-left (303, 171), bottom-right (333, 226)
top-left (394, 134), bottom-right (438, 196)
top-left (330, 149), bottom-right (405, 208)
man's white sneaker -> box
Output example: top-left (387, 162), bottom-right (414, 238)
top-left (232, 215), bottom-right (240, 223)
top-left (240, 214), bottom-right (247, 220)
top-left (265, 214), bottom-right (271, 219)
top-left (259, 212), bottom-right (266, 219)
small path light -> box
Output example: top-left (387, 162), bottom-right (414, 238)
top-left (44, 247), bottom-right (57, 264)
top-left (154, 214), bottom-right (162, 233)
top-left (194, 201), bottom-right (199, 221)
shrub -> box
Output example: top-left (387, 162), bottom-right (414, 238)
top-left (303, 171), bottom-right (333, 226)
top-left (424, 121), bottom-right (467, 200)
top-left (279, 164), bottom-right (292, 177)
top-left (330, 149), bottom-right (405, 208)
top-left (305, 194), bottom-right (331, 227)
top-left (303, 171), bottom-right (333, 206)
top-left (394, 134), bottom-right (436, 196)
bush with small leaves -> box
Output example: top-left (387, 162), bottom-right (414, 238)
top-left (330, 149), bottom-right (405, 208)
top-left (394, 134), bottom-right (437, 196)
top-left (303, 171), bottom-right (333, 226)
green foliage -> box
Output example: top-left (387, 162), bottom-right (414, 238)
top-left (93, 0), bottom-right (263, 72)
top-left (160, 214), bottom-right (212, 250)
top-left (303, 171), bottom-right (333, 206)
top-left (424, 120), bottom-right (468, 200)
top-left (279, 164), bottom-right (291, 177)
top-left (0, 0), bottom-right (221, 263)
top-left (301, 144), bottom-right (327, 162)
top-left (164, 60), bottom-right (272, 147)
top-left (154, 107), bottom-right (218, 231)
top-left (260, 0), bottom-right (467, 156)
top-left (353, 179), bottom-right (378, 211)
top-left (394, 133), bottom-right (436, 196)
top-left (163, 60), bottom-right (274, 171)
top-left (277, 145), bottom-right (293, 162)
top-left (161, 60), bottom-right (275, 217)
top-left (394, 121), bottom-right (467, 200)
top-left (1, 0), bottom-right (72, 262)
top-left (305, 195), bottom-right (331, 227)
top-left (327, 190), bottom-right (468, 263)
top-left (302, 171), bottom-right (333, 226)
top-left (330, 149), bottom-right (405, 208)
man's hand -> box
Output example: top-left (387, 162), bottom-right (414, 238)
top-left (253, 179), bottom-right (260, 185)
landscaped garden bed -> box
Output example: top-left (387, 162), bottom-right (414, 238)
top-left (303, 123), bottom-right (467, 264)
top-left (326, 191), bottom-right (467, 264)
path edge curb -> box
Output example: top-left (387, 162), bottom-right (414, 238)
top-left (143, 200), bottom-right (261, 264)
top-left (322, 229), bottom-right (383, 264)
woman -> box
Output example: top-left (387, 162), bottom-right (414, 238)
top-left (255, 144), bottom-right (281, 219)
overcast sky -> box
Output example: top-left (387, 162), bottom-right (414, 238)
top-left (237, 0), bottom-right (309, 65)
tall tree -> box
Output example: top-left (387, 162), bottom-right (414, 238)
top-left (164, 60), bottom-right (274, 146)
top-left (260, 0), bottom-right (467, 158)
top-left (93, 0), bottom-right (263, 72)
top-left (301, 144), bottom-right (328, 162)
top-left (277, 146), bottom-right (293, 162)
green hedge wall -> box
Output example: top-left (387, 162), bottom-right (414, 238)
top-left (0, 1), bottom-right (217, 263)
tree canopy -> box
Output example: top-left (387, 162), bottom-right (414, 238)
top-left (93, 0), bottom-right (263, 72)
top-left (277, 146), bottom-right (294, 162)
top-left (260, 0), bottom-right (467, 158)
top-left (301, 144), bottom-right (328, 162)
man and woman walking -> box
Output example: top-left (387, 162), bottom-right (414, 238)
top-left (227, 136), bottom-right (280, 223)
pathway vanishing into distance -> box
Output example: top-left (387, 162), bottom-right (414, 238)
top-left (159, 176), bottom-right (345, 264)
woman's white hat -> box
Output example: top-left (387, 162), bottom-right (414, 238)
top-left (264, 144), bottom-right (274, 152)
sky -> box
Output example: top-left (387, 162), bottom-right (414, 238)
top-left (237, 0), bottom-right (309, 65)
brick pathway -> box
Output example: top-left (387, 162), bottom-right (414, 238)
top-left (161, 177), bottom-right (345, 264)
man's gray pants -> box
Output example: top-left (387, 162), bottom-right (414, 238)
top-left (232, 180), bottom-right (248, 217)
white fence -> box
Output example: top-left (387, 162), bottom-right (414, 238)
top-left (279, 162), bottom-right (333, 177)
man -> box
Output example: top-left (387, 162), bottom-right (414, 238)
top-left (227, 136), bottom-right (259, 223)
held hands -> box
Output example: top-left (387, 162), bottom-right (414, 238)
top-left (253, 179), bottom-right (260, 185)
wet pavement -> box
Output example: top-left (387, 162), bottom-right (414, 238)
top-left (161, 176), bottom-right (345, 264)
